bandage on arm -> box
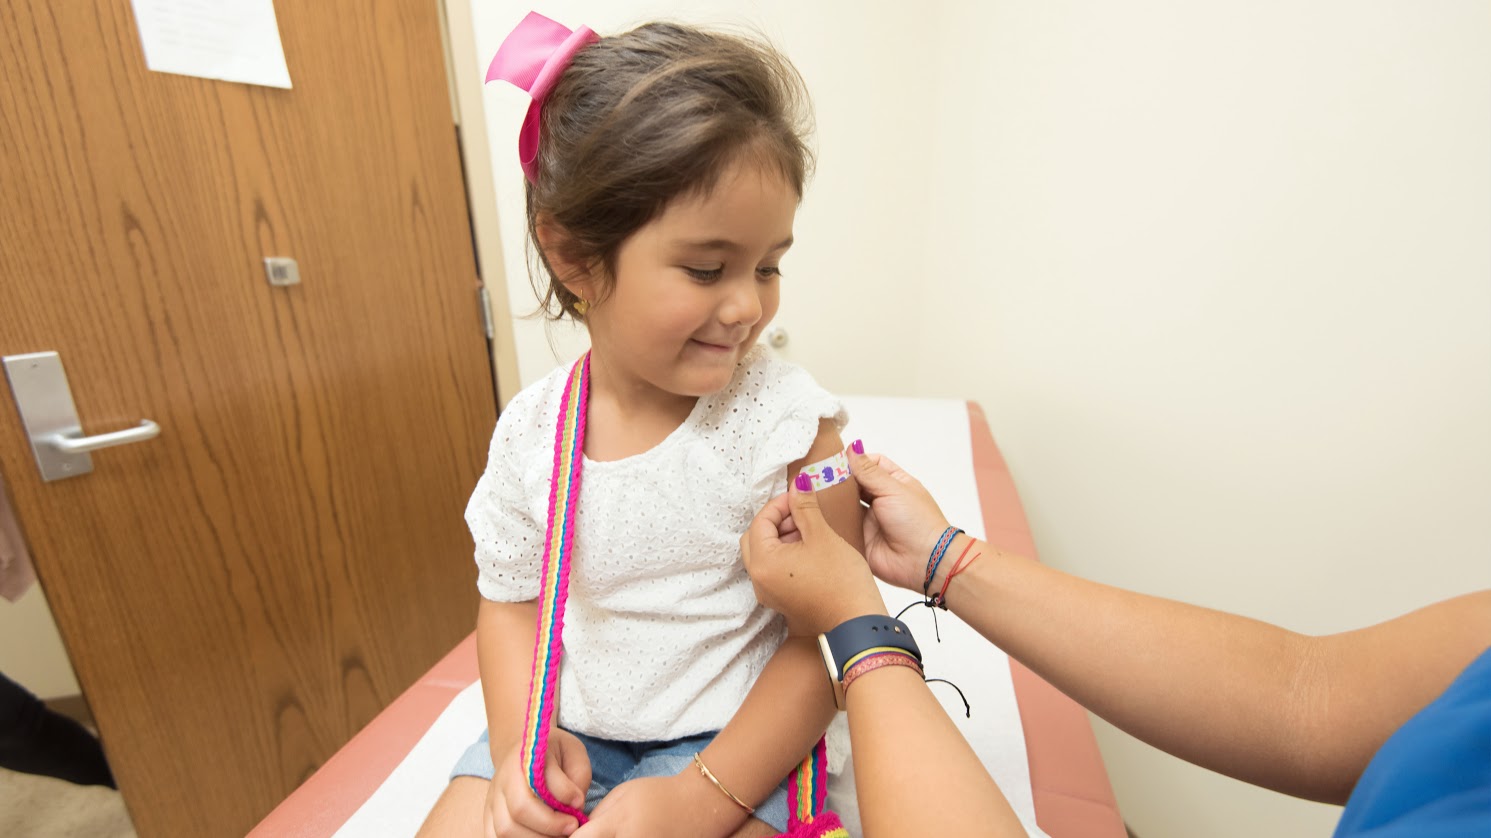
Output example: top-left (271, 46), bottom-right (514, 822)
top-left (799, 451), bottom-right (851, 492)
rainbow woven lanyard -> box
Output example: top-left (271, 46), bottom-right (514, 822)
top-left (521, 352), bottom-right (846, 837)
top-left (520, 352), bottom-right (591, 821)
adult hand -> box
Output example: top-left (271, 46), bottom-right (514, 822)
top-left (846, 444), bottom-right (955, 592)
top-left (742, 473), bottom-right (886, 637)
top-left (486, 730), bottom-right (591, 837)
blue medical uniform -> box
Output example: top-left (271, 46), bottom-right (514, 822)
top-left (1334, 646), bottom-right (1491, 837)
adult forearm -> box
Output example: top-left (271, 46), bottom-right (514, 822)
top-left (701, 637), bottom-right (837, 809)
top-left (477, 598), bottom-right (540, 757)
top-left (846, 664), bottom-right (1022, 837)
top-left (941, 538), bottom-right (1331, 799)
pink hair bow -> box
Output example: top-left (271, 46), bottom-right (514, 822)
top-left (486, 11), bottom-right (599, 184)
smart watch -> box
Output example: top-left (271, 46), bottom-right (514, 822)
top-left (817, 615), bottom-right (922, 711)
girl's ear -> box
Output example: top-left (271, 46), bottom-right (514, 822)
top-left (535, 216), bottom-right (594, 302)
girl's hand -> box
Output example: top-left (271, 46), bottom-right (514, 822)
top-left (845, 445), bottom-right (954, 592)
top-left (743, 477), bottom-right (886, 637)
top-left (570, 772), bottom-right (745, 838)
top-left (487, 730), bottom-right (592, 837)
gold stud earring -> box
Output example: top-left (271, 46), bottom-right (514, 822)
top-left (574, 299), bottom-right (589, 317)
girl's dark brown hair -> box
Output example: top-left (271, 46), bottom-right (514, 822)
top-left (526, 22), bottom-right (814, 319)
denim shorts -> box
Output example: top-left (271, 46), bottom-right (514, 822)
top-left (451, 727), bottom-right (790, 831)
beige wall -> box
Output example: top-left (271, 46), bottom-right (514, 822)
top-left (0, 587), bottom-right (81, 700)
top-left (912, 3), bottom-right (1491, 835)
top-left (1, 467), bottom-right (81, 698)
top-left (467, 2), bottom-right (1490, 836)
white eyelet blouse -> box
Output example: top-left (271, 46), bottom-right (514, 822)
top-left (467, 344), bottom-right (847, 741)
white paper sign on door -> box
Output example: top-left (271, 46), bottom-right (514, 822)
top-left (131, 0), bottom-right (293, 89)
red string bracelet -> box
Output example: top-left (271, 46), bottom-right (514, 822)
top-left (899, 538), bottom-right (978, 638)
top-left (932, 544), bottom-right (982, 610)
top-left (932, 538), bottom-right (974, 593)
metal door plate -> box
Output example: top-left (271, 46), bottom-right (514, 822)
top-left (3, 352), bottom-right (94, 481)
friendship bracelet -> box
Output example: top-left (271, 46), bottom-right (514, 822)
top-left (841, 645), bottom-right (917, 677)
top-left (842, 651), bottom-right (923, 695)
top-left (693, 752), bottom-right (755, 815)
top-left (932, 541), bottom-right (981, 610)
top-left (923, 527), bottom-right (963, 595)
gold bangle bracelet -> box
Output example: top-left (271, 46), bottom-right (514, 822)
top-left (692, 752), bottom-right (755, 814)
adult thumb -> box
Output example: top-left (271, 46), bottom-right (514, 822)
top-left (846, 441), bottom-right (894, 498)
top-left (789, 472), bottom-right (831, 538)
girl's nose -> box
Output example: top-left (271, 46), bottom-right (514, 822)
top-left (720, 277), bottom-right (763, 327)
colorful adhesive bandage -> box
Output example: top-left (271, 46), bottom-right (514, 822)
top-left (798, 451), bottom-right (851, 492)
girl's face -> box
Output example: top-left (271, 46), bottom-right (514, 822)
top-left (582, 157), bottom-right (797, 403)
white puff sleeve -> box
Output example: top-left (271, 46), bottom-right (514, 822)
top-left (748, 354), bottom-right (849, 503)
top-left (466, 408), bottom-right (545, 603)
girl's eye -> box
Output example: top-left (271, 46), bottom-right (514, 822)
top-left (756, 266), bottom-right (782, 279)
top-left (684, 266), bottom-right (724, 282)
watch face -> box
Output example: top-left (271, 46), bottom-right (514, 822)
top-left (819, 633), bottom-right (847, 711)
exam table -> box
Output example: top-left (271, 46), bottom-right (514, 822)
top-left (251, 398), bottom-right (1124, 837)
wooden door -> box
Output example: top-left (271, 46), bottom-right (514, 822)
top-left (0, 2), bottom-right (496, 835)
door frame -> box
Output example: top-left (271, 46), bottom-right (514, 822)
top-left (440, 0), bottom-right (521, 409)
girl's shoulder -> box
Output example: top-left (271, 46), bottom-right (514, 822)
top-left (699, 346), bottom-right (847, 492)
top-left (490, 359), bottom-right (578, 452)
top-left (698, 345), bottom-right (843, 430)
top-left (509, 358), bottom-right (580, 412)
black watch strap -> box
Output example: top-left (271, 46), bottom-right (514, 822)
top-left (823, 615), bottom-right (921, 680)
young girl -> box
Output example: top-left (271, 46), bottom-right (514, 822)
top-left (417, 13), bottom-right (862, 838)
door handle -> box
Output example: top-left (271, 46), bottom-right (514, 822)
top-left (44, 420), bottom-right (161, 454)
top-left (3, 351), bottom-right (162, 482)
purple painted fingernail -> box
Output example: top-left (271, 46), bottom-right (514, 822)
top-left (795, 472), bottom-right (813, 493)
top-left (851, 439), bottom-right (864, 455)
